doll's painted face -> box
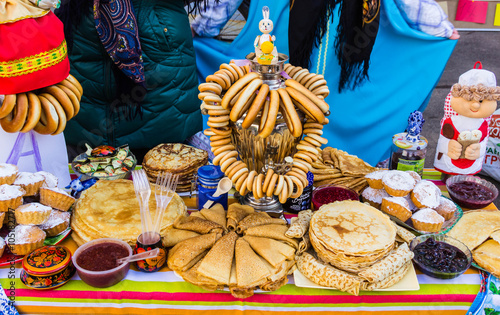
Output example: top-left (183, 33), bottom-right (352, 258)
top-left (450, 97), bottom-right (497, 119)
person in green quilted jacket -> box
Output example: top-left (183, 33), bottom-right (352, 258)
top-left (56, 0), bottom-right (204, 162)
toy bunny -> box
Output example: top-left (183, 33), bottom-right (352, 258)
top-left (434, 62), bottom-right (500, 175)
top-left (254, 6), bottom-right (278, 65)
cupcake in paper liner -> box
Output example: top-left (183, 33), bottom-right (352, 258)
top-left (39, 187), bottom-right (75, 211)
top-left (38, 209), bottom-right (70, 237)
top-left (0, 164), bottom-right (18, 186)
top-left (15, 202), bottom-right (51, 225)
top-left (5, 225), bottom-right (46, 256)
top-left (13, 172), bottom-right (45, 196)
top-left (0, 184), bottom-right (25, 213)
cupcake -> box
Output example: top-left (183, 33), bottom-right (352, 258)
top-left (411, 208), bottom-right (444, 233)
top-left (40, 187), bottom-right (75, 211)
top-left (434, 196), bottom-right (457, 220)
top-left (15, 203), bottom-right (52, 225)
top-left (411, 180), bottom-right (441, 209)
top-left (5, 225), bottom-right (46, 255)
top-left (13, 172), bottom-right (45, 196)
top-left (365, 170), bottom-right (388, 189)
top-left (0, 237), bottom-right (5, 258)
top-left (382, 170), bottom-right (416, 197)
top-left (361, 187), bottom-right (389, 209)
top-left (39, 210), bottom-right (70, 237)
top-left (0, 184), bottom-right (25, 212)
top-left (36, 171), bottom-right (58, 188)
top-left (381, 196), bottom-right (412, 222)
top-left (406, 171), bottom-right (421, 183)
top-left (0, 163), bottom-right (18, 185)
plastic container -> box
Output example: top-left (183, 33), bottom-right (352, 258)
top-left (196, 165), bottom-right (228, 210)
top-left (72, 238), bottom-right (132, 288)
top-left (311, 185), bottom-right (359, 210)
top-left (389, 132), bottom-right (428, 177)
top-left (410, 234), bottom-right (472, 279)
top-left (446, 175), bottom-right (498, 209)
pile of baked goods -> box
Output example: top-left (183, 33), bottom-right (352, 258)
top-left (199, 62), bottom-right (329, 198)
top-left (167, 203), bottom-right (299, 298)
top-left (361, 170), bottom-right (457, 233)
top-left (311, 147), bottom-right (377, 193)
top-left (448, 210), bottom-right (500, 277)
top-left (71, 179), bottom-right (187, 246)
top-left (296, 201), bottom-right (414, 295)
top-left (0, 75), bottom-right (82, 134)
top-left (0, 163), bottom-right (73, 257)
top-left (142, 143), bottom-right (208, 192)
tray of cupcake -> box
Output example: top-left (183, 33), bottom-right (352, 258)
top-left (361, 170), bottom-right (463, 235)
top-left (0, 164), bottom-right (75, 266)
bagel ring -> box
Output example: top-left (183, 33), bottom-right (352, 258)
top-left (66, 74), bottom-right (84, 96)
top-left (34, 94), bottom-right (59, 134)
top-left (20, 92), bottom-right (42, 133)
top-left (221, 72), bottom-right (259, 109)
top-left (246, 170), bottom-right (257, 191)
top-left (40, 93), bottom-right (67, 135)
top-left (58, 80), bottom-right (81, 101)
top-left (44, 85), bottom-right (74, 120)
top-left (235, 172), bottom-right (248, 192)
top-left (274, 175), bottom-right (285, 196)
top-left (56, 84), bottom-right (80, 116)
top-left (266, 173), bottom-right (279, 197)
top-left (0, 93), bottom-right (28, 133)
top-left (0, 94), bottom-right (16, 119)
top-left (262, 168), bottom-right (275, 194)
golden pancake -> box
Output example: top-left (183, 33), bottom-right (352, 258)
top-left (71, 179), bottom-right (187, 246)
top-left (310, 201), bottom-right (396, 256)
top-left (473, 239), bottom-right (500, 278)
top-left (448, 210), bottom-right (500, 250)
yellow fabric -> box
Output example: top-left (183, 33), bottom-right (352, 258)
top-left (0, 0), bottom-right (48, 24)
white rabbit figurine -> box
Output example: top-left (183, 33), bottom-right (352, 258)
top-left (254, 6), bottom-right (278, 65)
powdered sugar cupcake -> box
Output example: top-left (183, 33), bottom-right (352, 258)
top-left (382, 170), bottom-right (416, 197)
top-left (434, 196), bottom-right (457, 220)
top-left (381, 196), bottom-right (412, 222)
top-left (15, 203), bottom-right (52, 225)
top-left (411, 208), bottom-right (444, 233)
top-left (365, 170), bottom-right (388, 189)
top-left (36, 171), bottom-right (58, 188)
top-left (5, 225), bottom-right (46, 255)
top-left (361, 187), bottom-right (389, 209)
top-left (0, 184), bottom-right (25, 212)
top-left (40, 187), bottom-right (75, 211)
top-left (13, 172), bottom-right (45, 196)
top-left (0, 163), bottom-right (18, 185)
top-left (39, 210), bottom-right (70, 237)
top-left (411, 180), bottom-right (441, 209)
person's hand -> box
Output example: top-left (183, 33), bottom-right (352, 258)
top-left (464, 143), bottom-right (481, 160)
top-left (449, 29), bottom-right (460, 40)
top-left (447, 140), bottom-right (462, 160)
top-left (29, 0), bottom-right (60, 10)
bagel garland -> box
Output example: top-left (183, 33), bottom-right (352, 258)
top-left (0, 75), bottom-right (83, 134)
top-left (199, 62), bottom-right (330, 200)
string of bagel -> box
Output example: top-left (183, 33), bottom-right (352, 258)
top-left (0, 74), bottom-right (83, 135)
top-left (200, 61), bottom-right (332, 200)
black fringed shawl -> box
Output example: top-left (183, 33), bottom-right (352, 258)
top-left (289, 0), bottom-right (380, 92)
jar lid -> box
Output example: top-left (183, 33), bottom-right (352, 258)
top-left (197, 165), bottom-right (224, 180)
top-left (23, 246), bottom-right (72, 276)
top-left (392, 132), bottom-right (428, 150)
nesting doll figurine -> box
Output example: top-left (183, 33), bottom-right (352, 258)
top-left (434, 63), bottom-right (500, 175)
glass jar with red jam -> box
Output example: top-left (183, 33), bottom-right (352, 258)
top-left (311, 185), bottom-right (359, 210)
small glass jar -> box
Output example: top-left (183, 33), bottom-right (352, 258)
top-left (389, 132), bottom-right (428, 176)
top-left (283, 172), bottom-right (314, 213)
top-left (196, 165), bottom-right (228, 210)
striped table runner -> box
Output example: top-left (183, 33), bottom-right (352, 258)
top-left (0, 169), bottom-right (486, 314)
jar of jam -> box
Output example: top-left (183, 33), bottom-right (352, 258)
top-left (196, 165), bottom-right (228, 210)
top-left (283, 172), bottom-right (314, 213)
top-left (389, 132), bottom-right (428, 176)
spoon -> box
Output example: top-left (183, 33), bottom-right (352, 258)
top-left (117, 248), bottom-right (160, 265)
top-left (202, 177), bottom-right (232, 209)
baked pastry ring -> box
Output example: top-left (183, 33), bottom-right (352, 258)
top-left (0, 94), bottom-right (16, 119)
top-left (20, 92), bottom-right (42, 133)
top-left (0, 93), bottom-right (28, 133)
top-left (34, 94), bottom-right (59, 135)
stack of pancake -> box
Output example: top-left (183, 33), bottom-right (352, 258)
top-left (166, 203), bottom-right (297, 299)
top-left (297, 201), bottom-right (414, 295)
top-left (71, 179), bottom-right (187, 246)
top-left (142, 143), bottom-right (208, 192)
